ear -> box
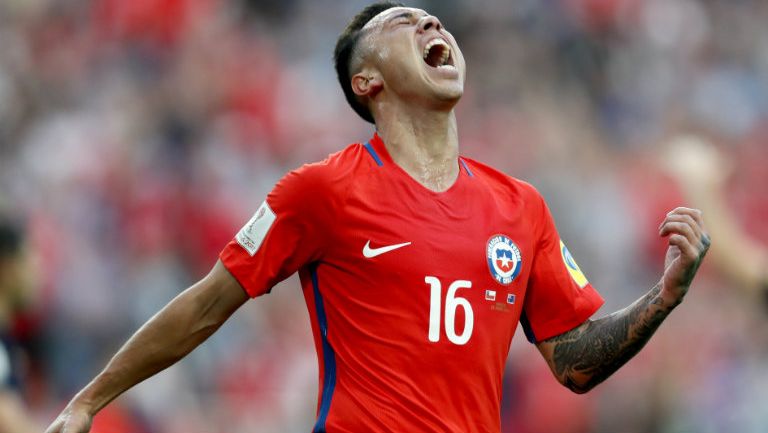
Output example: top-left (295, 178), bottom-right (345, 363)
top-left (351, 69), bottom-right (383, 99)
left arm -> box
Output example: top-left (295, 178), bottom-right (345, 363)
top-left (536, 207), bottom-right (710, 394)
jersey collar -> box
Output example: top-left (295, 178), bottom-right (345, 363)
top-left (367, 132), bottom-right (473, 177)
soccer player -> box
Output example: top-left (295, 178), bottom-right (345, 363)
top-left (47, 2), bottom-right (711, 432)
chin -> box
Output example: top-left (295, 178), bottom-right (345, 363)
top-left (431, 82), bottom-right (464, 105)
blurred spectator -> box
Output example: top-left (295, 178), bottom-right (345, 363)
top-left (662, 134), bottom-right (768, 297)
top-left (0, 216), bottom-right (39, 433)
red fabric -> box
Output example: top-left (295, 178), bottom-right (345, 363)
top-left (219, 133), bottom-right (603, 432)
top-left (91, 404), bottom-right (146, 433)
top-left (522, 195), bottom-right (604, 342)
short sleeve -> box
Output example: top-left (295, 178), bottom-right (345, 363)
top-left (219, 166), bottom-right (332, 298)
top-left (520, 196), bottom-right (604, 343)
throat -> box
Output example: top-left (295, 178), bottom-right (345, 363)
top-left (374, 111), bottom-right (461, 192)
top-left (389, 148), bottom-right (460, 193)
top-left (413, 158), bottom-right (459, 192)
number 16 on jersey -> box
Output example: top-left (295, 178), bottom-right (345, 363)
top-left (425, 276), bottom-right (474, 345)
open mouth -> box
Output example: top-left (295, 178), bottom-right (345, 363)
top-left (423, 38), bottom-right (454, 69)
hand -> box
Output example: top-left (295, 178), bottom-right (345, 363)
top-left (45, 402), bottom-right (93, 433)
top-left (658, 207), bottom-right (711, 305)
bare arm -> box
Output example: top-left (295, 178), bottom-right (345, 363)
top-left (46, 260), bottom-right (249, 433)
top-left (536, 207), bottom-right (710, 393)
top-left (536, 282), bottom-right (669, 393)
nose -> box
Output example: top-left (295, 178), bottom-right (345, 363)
top-left (418, 15), bottom-right (442, 33)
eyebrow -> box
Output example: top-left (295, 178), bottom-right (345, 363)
top-left (385, 10), bottom-right (423, 24)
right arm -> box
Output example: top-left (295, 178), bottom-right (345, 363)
top-left (45, 260), bottom-right (249, 433)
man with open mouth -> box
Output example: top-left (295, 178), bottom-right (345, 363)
top-left (47, 2), bottom-right (711, 433)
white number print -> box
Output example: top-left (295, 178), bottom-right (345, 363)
top-left (425, 277), bottom-right (474, 345)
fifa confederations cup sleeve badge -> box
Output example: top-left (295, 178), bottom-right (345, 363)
top-left (236, 201), bottom-right (276, 256)
top-left (559, 239), bottom-right (589, 288)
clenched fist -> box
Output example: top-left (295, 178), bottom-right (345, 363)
top-left (658, 207), bottom-right (710, 305)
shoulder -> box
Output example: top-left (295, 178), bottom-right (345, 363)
top-left (270, 142), bottom-right (372, 208)
top-left (461, 156), bottom-right (545, 204)
top-left (289, 142), bottom-right (369, 185)
top-left (461, 157), bottom-right (549, 230)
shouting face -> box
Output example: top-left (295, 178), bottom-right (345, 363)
top-left (354, 7), bottom-right (467, 112)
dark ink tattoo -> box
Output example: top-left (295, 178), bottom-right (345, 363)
top-left (546, 283), bottom-right (671, 393)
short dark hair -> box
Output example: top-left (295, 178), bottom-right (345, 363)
top-left (334, 1), bottom-right (404, 124)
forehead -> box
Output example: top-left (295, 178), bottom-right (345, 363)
top-left (362, 6), bottom-right (428, 31)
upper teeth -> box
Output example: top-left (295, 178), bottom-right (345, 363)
top-left (423, 38), bottom-right (451, 65)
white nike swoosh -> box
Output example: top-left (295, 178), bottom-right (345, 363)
top-left (362, 240), bottom-right (412, 258)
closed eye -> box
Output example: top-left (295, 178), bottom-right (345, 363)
top-left (387, 11), bottom-right (422, 27)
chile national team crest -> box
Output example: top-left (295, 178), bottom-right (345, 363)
top-left (486, 235), bottom-right (522, 285)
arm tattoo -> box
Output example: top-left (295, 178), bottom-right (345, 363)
top-left (545, 283), bottom-right (672, 393)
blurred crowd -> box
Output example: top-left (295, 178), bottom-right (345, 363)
top-left (1, 0), bottom-right (767, 432)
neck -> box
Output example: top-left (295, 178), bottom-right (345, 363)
top-left (373, 102), bottom-right (460, 192)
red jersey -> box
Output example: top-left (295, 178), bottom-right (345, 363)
top-left (220, 133), bottom-right (604, 433)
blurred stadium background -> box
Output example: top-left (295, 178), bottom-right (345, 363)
top-left (1, 0), bottom-right (767, 432)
